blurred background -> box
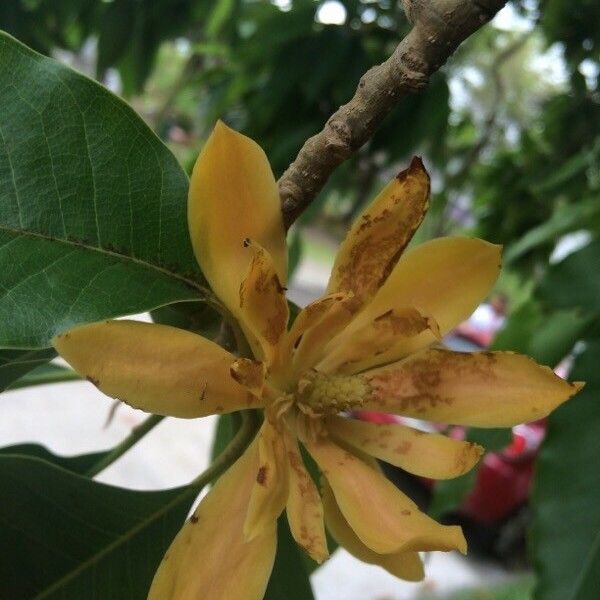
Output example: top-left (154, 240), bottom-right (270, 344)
top-left (0, 1), bottom-right (598, 598)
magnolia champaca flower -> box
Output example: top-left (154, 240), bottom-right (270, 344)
top-left (53, 122), bottom-right (582, 599)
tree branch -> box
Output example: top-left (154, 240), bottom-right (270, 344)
top-left (278, 0), bottom-right (508, 228)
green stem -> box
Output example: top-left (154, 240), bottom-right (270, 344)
top-left (190, 410), bottom-right (259, 488)
top-left (85, 414), bottom-right (165, 477)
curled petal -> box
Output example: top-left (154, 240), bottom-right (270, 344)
top-left (53, 320), bottom-right (258, 418)
top-left (149, 440), bottom-right (276, 600)
top-left (283, 428), bottom-right (329, 563)
top-left (239, 240), bottom-right (289, 364)
top-left (188, 121), bottom-right (287, 323)
top-left (327, 416), bottom-right (483, 480)
top-left (244, 420), bottom-right (289, 541)
top-left (230, 358), bottom-right (266, 396)
top-left (363, 348), bottom-right (584, 427)
top-left (327, 158), bottom-right (430, 308)
top-left (282, 293), bottom-right (348, 359)
top-left (303, 434), bottom-right (466, 555)
top-left (321, 479), bottom-right (424, 581)
top-left (341, 237), bottom-right (501, 369)
top-left (317, 306), bottom-right (440, 375)
top-left (293, 293), bottom-right (358, 374)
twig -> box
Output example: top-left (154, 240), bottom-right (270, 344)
top-left (278, 0), bottom-right (508, 228)
top-left (85, 414), bottom-right (165, 477)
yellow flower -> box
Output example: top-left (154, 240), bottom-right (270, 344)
top-left (52, 122), bottom-right (582, 599)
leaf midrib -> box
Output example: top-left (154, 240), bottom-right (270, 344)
top-left (33, 484), bottom-right (198, 599)
top-left (0, 224), bottom-right (208, 296)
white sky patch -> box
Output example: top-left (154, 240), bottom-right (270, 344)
top-left (531, 42), bottom-right (569, 87)
top-left (272, 0), bottom-right (292, 11)
top-left (316, 0), bottom-right (347, 25)
top-left (492, 3), bottom-right (534, 32)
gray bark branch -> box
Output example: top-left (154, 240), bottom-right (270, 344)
top-left (278, 0), bottom-right (508, 229)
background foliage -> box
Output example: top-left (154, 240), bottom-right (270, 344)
top-left (0, 0), bottom-right (598, 598)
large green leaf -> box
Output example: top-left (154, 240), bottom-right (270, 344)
top-left (0, 455), bottom-right (198, 599)
top-left (0, 32), bottom-right (207, 349)
top-left (530, 340), bottom-right (600, 600)
top-left (7, 360), bottom-right (80, 389)
top-left (0, 443), bottom-right (108, 475)
top-left (0, 347), bottom-right (56, 391)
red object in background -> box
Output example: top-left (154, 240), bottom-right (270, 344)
top-left (461, 421), bottom-right (545, 523)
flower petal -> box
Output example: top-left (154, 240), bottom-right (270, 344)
top-left (303, 434), bottom-right (466, 555)
top-left (244, 420), bottom-right (289, 541)
top-left (338, 237), bottom-right (501, 369)
top-left (292, 293), bottom-right (358, 374)
top-left (326, 158), bottom-right (430, 308)
top-left (239, 240), bottom-right (289, 364)
top-left (188, 121), bottom-right (287, 324)
top-left (317, 306), bottom-right (440, 375)
top-left (230, 358), bottom-right (266, 396)
top-left (149, 440), bottom-right (276, 600)
top-left (283, 293), bottom-right (348, 358)
top-left (321, 479), bottom-right (424, 581)
top-left (327, 416), bottom-right (483, 480)
top-left (53, 320), bottom-right (258, 418)
top-left (283, 428), bottom-right (329, 563)
top-left (363, 348), bottom-right (584, 427)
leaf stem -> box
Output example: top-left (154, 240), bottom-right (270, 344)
top-left (191, 410), bottom-right (259, 488)
top-left (85, 414), bottom-right (165, 477)
top-left (9, 369), bottom-right (81, 390)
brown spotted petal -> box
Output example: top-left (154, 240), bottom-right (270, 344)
top-left (326, 157), bottom-right (430, 308)
top-left (316, 306), bottom-right (440, 375)
top-left (339, 237), bottom-right (502, 371)
top-left (149, 440), bottom-right (276, 600)
top-left (327, 416), bottom-right (483, 480)
top-left (230, 358), bottom-right (266, 396)
top-left (303, 434), bottom-right (467, 555)
top-left (321, 479), bottom-right (424, 581)
top-left (292, 293), bottom-right (359, 374)
top-left (244, 419), bottom-right (289, 541)
top-left (52, 320), bottom-right (259, 418)
top-left (283, 428), bottom-right (329, 563)
top-left (188, 122), bottom-right (287, 322)
top-left (362, 348), bottom-right (584, 427)
top-left (282, 292), bottom-right (349, 360)
top-left (239, 240), bottom-right (289, 365)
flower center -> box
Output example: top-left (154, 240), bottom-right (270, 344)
top-left (295, 370), bottom-right (369, 416)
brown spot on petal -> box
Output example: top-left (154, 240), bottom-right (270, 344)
top-left (256, 465), bottom-right (268, 486)
top-left (190, 514), bottom-right (199, 524)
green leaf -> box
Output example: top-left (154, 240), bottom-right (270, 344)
top-left (530, 340), bottom-right (600, 600)
top-left (0, 455), bottom-right (197, 599)
top-left (96, 0), bottom-right (136, 76)
top-left (538, 240), bottom-right (600, 313)
top-left (0, 347), bottom-right (56, 392)
top-left (570, 531), bottom-right (600, 600)
top-left (504, 199), bottom-right (600, 265)
top-left (0, 443), bottom-right (108, 475)
top-left (528, 309), bottom-right (588, 366)
top-left (151, 300), bottom-right (222, 340)
top-left (491, 299), bottom-right (543, 355)
top-left (0, 32), bottom-right (207, 349)
top-left (8, 360), bottom-right (80, 389)
top-left (264, 517), bottom-right (315, 600)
